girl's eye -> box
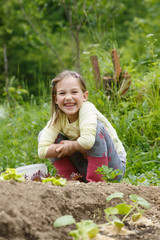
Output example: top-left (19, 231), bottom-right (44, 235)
top-left (59, 92), bottom-right (65, 95)
top-left (72, 91), bottom-right (78, 94)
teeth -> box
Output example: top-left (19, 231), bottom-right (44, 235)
top-left (65, 103), bottom-right (75, 106)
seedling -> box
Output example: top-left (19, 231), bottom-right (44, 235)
top-left (105, 192), bottom-right (150, 229)
top-left (42, 176), bottom-right (67, 186)
top-left (95, 165), bottom-right (123, 182)
top-left (0, 168), bottom-right (25, 182)
top-left (54, 215), bottom-right (99, 240)
top-left (53, 193), bottom-right (150, 238)
top-left (0, 168), bottom-right (67, 186)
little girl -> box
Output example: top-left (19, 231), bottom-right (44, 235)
top-left (38, 70), bottom-right (126, 182)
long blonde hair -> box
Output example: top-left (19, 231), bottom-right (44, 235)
top-left (50, 70), bottom-right (87, 125)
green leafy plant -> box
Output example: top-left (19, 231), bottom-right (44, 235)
top-left (95, 165), bottom-right (123, 182)
top-left (105, 192), bottom-right (150, 229)
top-left (42, 176), bottom-right (67, 186)
top-left (0, 168), bottom-right (25, 182)
top-left (54, 215), bottom-right (99, 240)
top-left (0, 167), bottom-right (67, 186)
top-left (53, 193), bottom-right (150, 237)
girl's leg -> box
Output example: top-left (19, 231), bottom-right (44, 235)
top-left (53, 156), bottom-right (78, 179)
top-left (86, 121), bottom-right (126, 182)
top-left (54, 134), bottom-right (88, 181)
top-left (38, 131), bottom-right (87, 181)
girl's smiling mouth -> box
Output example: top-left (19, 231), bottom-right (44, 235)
top-left (64, 103), bottom-right (76, 107)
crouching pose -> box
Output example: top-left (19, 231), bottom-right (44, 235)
top-left (38, 70), bottom-right (126, 182)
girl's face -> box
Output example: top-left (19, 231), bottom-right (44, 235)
top-left (54, 76), bottom-right (88, 123)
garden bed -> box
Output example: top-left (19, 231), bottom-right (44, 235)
top-left (0, 180), bottom-right (159, 240)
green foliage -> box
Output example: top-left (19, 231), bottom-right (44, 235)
top-left (54, 192), bottom-right (150, 236)
top-left (2, 76), bottom-right (29, 104)
top-left (54, 215), bottom-right (76, 227)
top-left (42, 176), bottom-right (67, 186)
top-left (0, 102), bottom-right (50, 171)
top-left (95, 165), bottom-right (123, 182)
top-left (84, 56), bottom-right (160, 185)
top-left (0, 168), bottom-right (25, 182)
top-left (1, 0), bottom-right (160, 96)
top-left (69, 220), bottom-right (99, 240)
top-left (129, 195), bottom-right (150, 209)
top-left (105, 192), bottom-right (150, 228)
top-left (54, 215), bottom-right (99, 240)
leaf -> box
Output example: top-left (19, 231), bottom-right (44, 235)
top-left (76, 220), bottom-right (99, 238)
top-left (69, 230), bottom-right (80, 239)
top-left (69, 220), bottom-right (99, 239)
top-left (137, 197), bottom-right (150, 209)
top-left (87, 225), bottom-right (99, 238)
top-left (116, 203), bottom-right (131, 215)
top-left (129, 195), bottom-right (150, 209)
top-left (129, 194), bottom-right (138, 202)
top-left (97, 98), bottom-right (104, 107)
top-left (0, 168), bottom-right (25, 182)
top-left (54, 215), bottom-right (76, 227)
top-left (114, 219), bottom-right (125, 228)
top-left (132, 213), bottom-right (142, 222)
top-left (105, 207), bottom-right (118, 216)
top-left (106, 192), bottom-right (124, 202)
top-left (42, 177), bottom-right (67, 186)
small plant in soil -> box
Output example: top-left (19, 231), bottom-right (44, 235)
top-left (0, 168), bottom-right (25, 182)
top-left (42, 176), bottom-right (67, 186)
top-left (105, 192), bottom-right (150, 229)
top-left (0, 168), bottom-right (67, 186)
top-left (53, 193), bottom-right (151, 238)
top-left (95, 165), bottom-right (123, 182)
top-left (29, 170), bottom-right (51, 181)
top-left (69, 172), bottom-right (83, 181)
top-left (54, 215), bottom-right (99, 240)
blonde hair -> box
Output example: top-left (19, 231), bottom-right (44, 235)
top-left (50, 70), bottom-right (87, 125)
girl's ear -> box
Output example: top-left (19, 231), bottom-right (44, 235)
top-left (83, 91), bottom-right (88, 102)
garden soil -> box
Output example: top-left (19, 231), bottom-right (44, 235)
top-left (0, 180), bottom-right (160, 240)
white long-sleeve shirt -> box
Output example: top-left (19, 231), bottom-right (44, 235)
top-left (38, 101), bottom-right (126, 161)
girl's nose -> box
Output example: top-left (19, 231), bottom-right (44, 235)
top-left (65, 93), bottom-right (72, 100)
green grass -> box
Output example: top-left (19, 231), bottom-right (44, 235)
top-left (0, 101), bottom-right (53, 172)
top-left (0, 60), bottom-right (159, 185)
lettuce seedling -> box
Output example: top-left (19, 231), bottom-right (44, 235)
top-left (54, 215), bottom-right (99, 240)
top-left (42, 176), bottom-right (67, 186)
top-left (95, 165), bottom-right (123, 182)
top-left (0, 168), bottom-right (25, 182)
top-left (105, 192), bottom-right (150, 229)
top-left (54, 215), bottom-right (76, 227)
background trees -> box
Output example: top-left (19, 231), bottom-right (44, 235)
top-left (0, 0), bottom-right (159, 97)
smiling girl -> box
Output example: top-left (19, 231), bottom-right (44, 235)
top-left (38, 70), bottom-right (126, 182)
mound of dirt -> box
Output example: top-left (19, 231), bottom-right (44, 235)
top-left (0, 180), bottom-right (159, 240)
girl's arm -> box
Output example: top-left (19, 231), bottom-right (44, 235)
top-left (77, 102), bottom-right (97, 149)
top-left (55, 140), bottom-right (86, 158)
top-left (45, 143), bottom-right (64, 158)
top-left (38, 117), bottom-right (61, 159)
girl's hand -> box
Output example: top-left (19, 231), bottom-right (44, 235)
top-left (56, 141), bottom-right (76, 158)
top-left (56, 140), bottom-right (86, 158)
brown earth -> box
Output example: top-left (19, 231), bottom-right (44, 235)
top-left (0, 180), bottom-right (160, 240)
